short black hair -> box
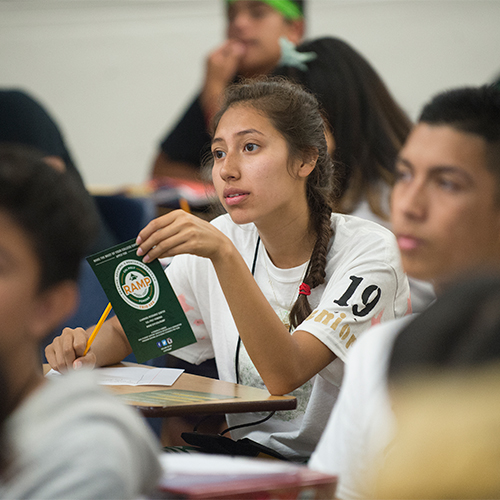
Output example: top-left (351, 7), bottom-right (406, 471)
top-left (419, 85), bottom-right (500, 143)
top-left (418, 85), bottom-right (500, 190)
top-left (0, 144), bottom-right (99, 290)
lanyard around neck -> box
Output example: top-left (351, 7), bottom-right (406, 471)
top-left (235, 236), bottom-right (260, 384)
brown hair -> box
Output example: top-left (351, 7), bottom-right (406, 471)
top-left (206, 76), bottom-right (337, 329)
top-left (274, 37), bottom-right (413, 220)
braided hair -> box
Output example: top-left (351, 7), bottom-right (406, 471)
top-left (206, 76), bottom-right (338, 329)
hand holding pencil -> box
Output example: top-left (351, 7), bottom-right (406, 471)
top-left (45, 304), bottom-right (114, 372)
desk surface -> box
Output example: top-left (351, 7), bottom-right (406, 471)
top-left (44, 363), bottom-right (297, 418)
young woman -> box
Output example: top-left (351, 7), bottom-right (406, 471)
top-left (46, 77), bottom-right (410, 461)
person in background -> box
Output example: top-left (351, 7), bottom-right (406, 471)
top-left (0, 88), bottom-right (120, 357)
top-left (308, 84), bottom-right (500, 498)
top-left (0, 88), bottom-right (117, 253)
top-left (374, 275), bottom-right (500, 499)
top-left (0, 144), bottom-right (161, 500)
top-left (46, 77), bottom-right (410, 462)
top-left (273, 36), bottom-right (435, 312)
top-left (152, 0), bottom-right (305, 181)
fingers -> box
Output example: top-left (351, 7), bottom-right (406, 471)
top-left (136, 210), bottom-right (194, 261)
top-left (45, 327), bottom-right (91, 373)
top-left (135, 210), bottom-right (229, 263)
top-left (136, 211), bottom-right (178, 247)
top-left (73, 352), bottom-right (97, 371)
top-left (206, 40), bottom-right (246, 83)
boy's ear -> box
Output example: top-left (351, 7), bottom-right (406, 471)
top-left (29, 281), bottom-right (79, 340)
top-left (286, 19), bottom-right (305, 45)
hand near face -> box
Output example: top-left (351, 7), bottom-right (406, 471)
top-left (206, 39), bottom-right (246, 88)
top-left (136, 210), bottom-right (233, 265)
top-left (201, 40), bottom-right (246, 123)
top-left (45, 327), bottom-right (97, 372)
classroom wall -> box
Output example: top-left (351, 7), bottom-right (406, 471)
top-left (1, 0), bottom-right (499, 188)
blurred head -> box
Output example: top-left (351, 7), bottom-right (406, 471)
top-left (391, 85), bottom-right (500, 289)
top-left (375, 275), bottom-right (500, 499)
top-left (206, 76), bottom-right (334, 328)
top-left (225, 1), bottom-right (305, 77)
top-left (0, 144), bottom-right (99, 350)
top-left (0, 89), bottom-right (84, 186)
top-left (389, 274), bottom-right (500, 381)
top-left (274, 36), bottom-right (412, 218)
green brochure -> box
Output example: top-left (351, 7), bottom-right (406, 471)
top-left (86, 239), bottom-right (196, 363)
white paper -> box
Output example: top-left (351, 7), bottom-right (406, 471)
top-left (97, 367), bottom-right (184, 386)
top-left (159, 453), bottom-right (302, 476)
top-left (45, 366), bottom-right (184, 386)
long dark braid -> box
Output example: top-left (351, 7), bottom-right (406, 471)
top-left (206, 76), bottom-right (338, 329)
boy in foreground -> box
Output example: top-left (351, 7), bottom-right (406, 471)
top-left (308, 84), bottom-right (500, 499)
top-left (0, 145), bottom-right (161, 499)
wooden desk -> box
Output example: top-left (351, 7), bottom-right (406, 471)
top-left (43, 363), bottom-right (297, 418)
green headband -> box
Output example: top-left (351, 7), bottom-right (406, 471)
top-left (226, 0), bottom-right (303, 21)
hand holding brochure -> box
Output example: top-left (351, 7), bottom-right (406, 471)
top-left (87, 239), bottom-right (196, 363)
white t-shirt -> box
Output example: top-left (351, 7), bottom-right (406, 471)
top-left (350, 194), bottom-right (435, 314)
top-left (0, 370), bottom-right (162, 500)
top-left (308, 315), bottom-right (414, 499)
top-left (166, 213), bottom-right (410, 460)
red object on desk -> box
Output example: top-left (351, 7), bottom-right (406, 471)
top-left (155, 454), bottom-right (337, 499)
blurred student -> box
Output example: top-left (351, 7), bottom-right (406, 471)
top-left (375, 275), bottom-right (500, 499)
top-left (308, 84), bottom-right (500, 498)
top-left (46, 77), bottom-right (410, 462)
top-left (0, 88), bottom-right (120, 351)
top-left (0, 88), bottom-right (117, 253)
top-left (274, 36), bottom-right (434, 312)
top-left (0, 145), bottom-right (161, 499)
top-left (152, 0), bottom-right (305, 180)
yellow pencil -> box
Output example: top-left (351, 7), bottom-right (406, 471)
top-left (83, 302), bottom-right (113, 355)
top-left (179, 197), bottom-right (191, 214)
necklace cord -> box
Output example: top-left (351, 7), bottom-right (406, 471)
top-left (230, 236), bottom-right (277, 436)
top-left (235, 236), bottom-right (260, 384)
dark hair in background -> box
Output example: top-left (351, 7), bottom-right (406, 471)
top-left (0, 90), bottom-right (84, 187)
top-left (205, 76), bottom-right (335, 329)
top-left (419, 85), bottom-right (500, 187)
top-left (388, 274), bottom-right (500, 383)
top-left (274, 36), bottom-right (412, 220)
top-left (0, 144), bottom-right (99, 291)
top-left (0, 89), bottom-right (117, 253)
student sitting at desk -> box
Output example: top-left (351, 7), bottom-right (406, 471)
top-left (46, 77), bottom-right (410, 462)
top-left (152, 0), bottom-right (306, 181)
top-left (0, 145), bottom-right (161, 499)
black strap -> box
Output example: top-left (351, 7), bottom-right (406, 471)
top-left (235, 236), bottom-right (260, 384)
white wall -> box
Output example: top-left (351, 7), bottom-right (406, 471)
top-left (1, 0), bottom-right (499, 188)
